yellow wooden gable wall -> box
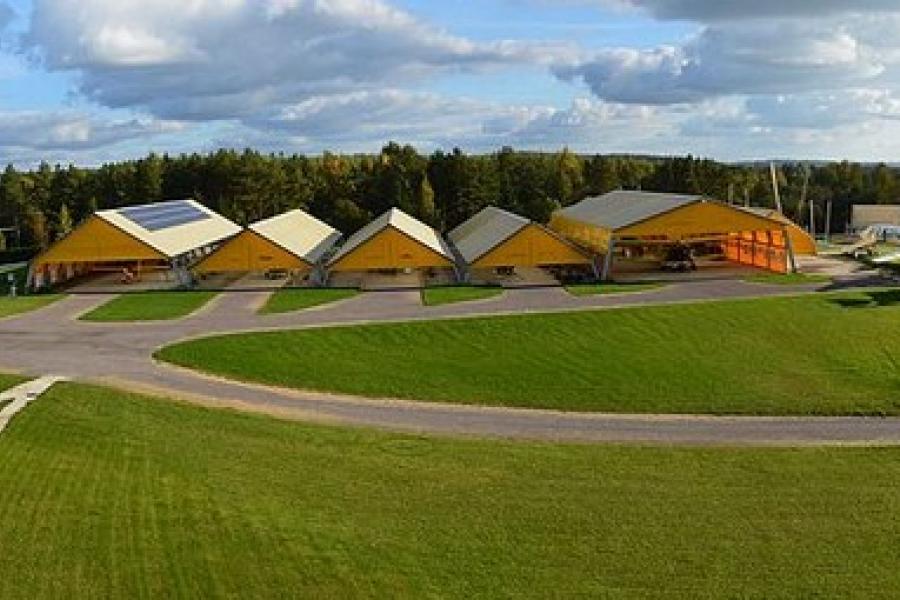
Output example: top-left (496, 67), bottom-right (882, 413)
top-left (193, 229), bottom-right (310, 274)
top-left (33, 216), bottom-right (165, 268)
top-left (330, 227), bottom-right (452, 272)
top-left (473, 224), bottom-right (591, 268)
top-left (616, 202), bottom-right (782, 239)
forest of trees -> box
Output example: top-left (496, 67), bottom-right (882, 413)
top-left (1, 142), bottom-right (898, 256)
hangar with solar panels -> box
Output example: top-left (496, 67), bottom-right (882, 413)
top-left (28, 199), bottom-right (241, 291)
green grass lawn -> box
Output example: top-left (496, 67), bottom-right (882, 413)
top-left (0, 295), bottom-right (62, 319)
top-left (260, 287), bottom-right (357, 314)
top-left (1, 382), bottom-right (899, 598)
top-left (81, 291), bottom-right (218, 322)
top-left (421, 285), bottom-right (503, 306)
top-left (746, 273), bottom-right (832, 285)
top-left (158, 289), bottom-right (900, 415)
top-left (566, 282), bottom-right (664, 296)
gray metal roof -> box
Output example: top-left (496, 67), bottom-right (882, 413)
top-left (448, 206), bottom-right (530, 264)
top-left (852, 205), bottom-right (900, 228)
top-left (554, 191), bottom-right (702, 231)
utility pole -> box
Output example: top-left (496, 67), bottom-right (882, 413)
top-left (809, 195), bottom-right (816, 239)
top-left (769, 162), bottom-right (783, 213)
top-left (825, 201), bottom-right (833, 244)
top-left (798, 164), bottom-right (810, 228)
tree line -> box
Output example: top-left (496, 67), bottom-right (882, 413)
top-left (1, 142), bottom-right (898, 253)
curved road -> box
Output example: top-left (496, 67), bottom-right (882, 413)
top-left (1, 278), bottom-right (899, 446)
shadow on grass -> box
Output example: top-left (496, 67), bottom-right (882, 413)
top-left (831, 289), bottom-right (900, 309)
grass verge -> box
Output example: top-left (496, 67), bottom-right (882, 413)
top-left (746, 273), bottom-right (832, 285)
top-left (158, 289), bottom-right (900, 415)
top-left (81, 291), bottom-right (218, 322)
top-left (421, 285), bottom-right (503, 306)
top-left (0, 295), bottom-right (62, 319)
top-left (260, 288), bottom-right (357, 314)
top-left (1, 382), bottom-right (899, 597)
top-left (566, 282), bottom-right (663, 297)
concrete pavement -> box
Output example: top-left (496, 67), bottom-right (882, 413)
top-left (1, 278), bottom-right (899, 446)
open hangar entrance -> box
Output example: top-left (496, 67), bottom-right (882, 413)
top-left (550, 191), bottom-right (816, 281)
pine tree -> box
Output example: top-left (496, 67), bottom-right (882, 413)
top-left (415, 175), bottom-right (437, 226)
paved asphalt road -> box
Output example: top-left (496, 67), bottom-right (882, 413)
top-left (1, 278), bottom-right (899, 446)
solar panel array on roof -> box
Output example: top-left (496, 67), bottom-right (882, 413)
top-left (119, 200), bottom-right (212, 232)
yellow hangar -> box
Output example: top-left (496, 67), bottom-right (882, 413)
top-left (329, 207), bottom-right (453, 268)
top-left (448, 206), bottom-right (593, 282)
top-left (29, 199), bottom-right (240, 290)
top-left (550, 191), bottom-right (812, 279)
top-left (193, 209), bottom-right (342, 279)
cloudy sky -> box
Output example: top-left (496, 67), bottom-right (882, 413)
top-left (2, 0), bottom-right (900, 166)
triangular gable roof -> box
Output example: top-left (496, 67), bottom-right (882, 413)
top-left (555, 191), bottom-right (701, 231)
top-left (249, 209), bottom-right (342, 265)
top-left (329, 207), bottom-right (452, 265)
top-left (448, 206), bottom-right (531, 264)
top-left (98, 199), bottom-right (241, 258)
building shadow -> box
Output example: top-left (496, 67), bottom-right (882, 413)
top-left (830, 289), bottom-right (900, 309)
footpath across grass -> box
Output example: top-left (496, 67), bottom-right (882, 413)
top-left (81, 291), bottom-right (218, 322)
top-left (0, 374), bottom-right (28, 411)
top-left (421, 285), bottom-right (503, 306)
top-left (260, 287), bottom-right (357, 314)
top-left (0, 374), bottom-right (27, 392)
top-left (158, 289), bottom-right (900, 415)
top-left (1, 382), bottom-right (899, 598)
top-left (566, 282), bottom-right (663, 297)
top-left (0, 295), bottom-right (62, 319)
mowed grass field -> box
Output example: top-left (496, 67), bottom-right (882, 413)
top-left (421, 285), bottom-right (503, 306)
top-left (1, 382), bottom-right (899, 598)
top-left (746, 273), bottom-right (832, 285)
top-left (159, 289), bottom-right (900, 415)
top-left (81, 291), bottom-right (218, 322)
top-left (260, 288), bottom-right (357, 314)
top-left (0, 295), bottom-right (62, 319)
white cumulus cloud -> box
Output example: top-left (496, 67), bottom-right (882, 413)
top-left (21, 0), bottom-right (561, 121)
